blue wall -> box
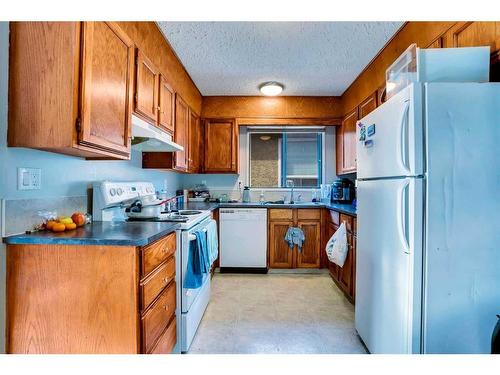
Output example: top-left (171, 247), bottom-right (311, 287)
top-left (0, 22), bottom-right (181, 201)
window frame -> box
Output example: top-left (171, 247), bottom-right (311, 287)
top-left (246, 128), bottom-right (326, 190)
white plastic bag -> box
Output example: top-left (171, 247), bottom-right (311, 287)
top-left (325, 222), bottom-right (348, 267)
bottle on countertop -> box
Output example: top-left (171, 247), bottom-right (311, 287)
top-left (242, 186), bottom-right (251, 203)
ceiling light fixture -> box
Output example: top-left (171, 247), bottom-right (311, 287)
top-left (259, 81), bottom-right (284, 96)
top-left (259, 135), bottom-right (271, 141)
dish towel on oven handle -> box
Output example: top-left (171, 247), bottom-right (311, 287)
top-left (206, 219), bottom-right (219, 266)
top-left (184, 230), bottom-right (209, 289)
top-left (325, 222), bottom-right (348, 267)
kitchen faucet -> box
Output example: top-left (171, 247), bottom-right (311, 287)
top-left (286, 179), bottom-right (295, 204)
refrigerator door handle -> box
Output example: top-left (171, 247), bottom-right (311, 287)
top-left (399, 100), bottom-right (411, 175)
top-left (398, 178), bottom-right (411, 254)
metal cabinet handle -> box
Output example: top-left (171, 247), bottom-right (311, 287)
top-left (164, 277), bottom-right (170, 284)
top-left (163, 304), bottom-right (169, 311)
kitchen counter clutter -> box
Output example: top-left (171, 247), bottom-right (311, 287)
top-left (3, 221), bottom-right (180, 246)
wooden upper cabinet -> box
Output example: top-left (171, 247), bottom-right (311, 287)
top-left (444, 22), bottom-right (499, 52)
top-left (204, 119), bottom-right (238, 173)
top-left (134, 50), bottom-right (159, 124)
top-left (188, 110), bottom-right (202, 173)
top-left (174, 95), bottom-right (189, 171)
top-left (79, 22), bottom-right (134, 157)
top-left (296, 220), bottom-right (321, 268)
top-left (336, 108), bottom-right (358, 175)
top-left (158, 75), bottom-right (175, 133)
top-left (8, 22), bottom-right (134, 159)
top-left (358, 92), bottom-right (377, 119)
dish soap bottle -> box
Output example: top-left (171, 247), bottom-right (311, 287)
top-left (242, 186), bottom-right (251, 203)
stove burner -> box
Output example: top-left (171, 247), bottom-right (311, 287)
top-left (178, 210), bottom-right (202, 216)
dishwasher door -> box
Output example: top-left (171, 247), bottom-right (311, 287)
top-left (219, 208), bottom-right (268, 270)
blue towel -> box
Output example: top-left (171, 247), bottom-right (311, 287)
top-left (184, 230), bottom-right (209, 289)
top-left (206, 219), bottom-right (219, 265)
top-left (284, 227), bottom-right (305, 252)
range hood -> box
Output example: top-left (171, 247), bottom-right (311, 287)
top-left (131, 114), bottom-right (183, 152)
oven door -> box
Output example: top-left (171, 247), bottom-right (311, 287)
top-left (181, 217), bottom-right (212, 313)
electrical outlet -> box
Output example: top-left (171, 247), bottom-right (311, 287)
top-left (17, 168), bottom-right (42, 190)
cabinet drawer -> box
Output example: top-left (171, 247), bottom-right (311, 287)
top-left (269, 209), bottom-right (293, 220)
top-left (328, 210), bottom-right (340, 225)
top-left (141, 256), bottom-right (176, 310)
top-left (297, 209), bottom-right (320, 220)
top-left (340, 214), bottom-right (353, 233)
top-left (142, 232), bottom-right (176, 277)
top-left (142, 281), bottom-right (176, 353)
top-left (149, 318), bottom-right (176, 354)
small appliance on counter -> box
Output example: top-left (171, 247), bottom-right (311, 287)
top-left (331, 178), bottom-right (355, 203)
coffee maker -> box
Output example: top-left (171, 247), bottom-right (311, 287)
top-left (331, 178), bottom-right (355, 203)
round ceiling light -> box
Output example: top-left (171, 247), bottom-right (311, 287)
top-left (259, 81), bottom-right (284, 96)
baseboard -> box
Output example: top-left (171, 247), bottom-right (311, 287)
top-left (219, 267), bottom-right (268, 274)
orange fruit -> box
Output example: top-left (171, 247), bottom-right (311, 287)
top-left (46, 220), bottom-right (57, 230)
top-left (65, 223), bottom-right (77, 230)
top-left (51, 223), bottom-right (66, 232)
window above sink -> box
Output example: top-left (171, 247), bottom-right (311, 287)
top-left (247, 127), bottom-right (325, 189)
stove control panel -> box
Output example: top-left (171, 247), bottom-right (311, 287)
top-left (94, 181), bottom-right (156, 207)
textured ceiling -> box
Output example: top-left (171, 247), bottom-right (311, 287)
top-left (157, 22), bottom-right (403, 96)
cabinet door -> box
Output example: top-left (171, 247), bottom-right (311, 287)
top-left (204, 119), bottom-right (238, 173)
top-left (188, 110), bottom-right (202, 173)
top-left (135, 50), bottom-right (159, 124)
top-left (445, 22), bottom-right (499, 52)
top-left (338, 234), bottom-right (354, 297)
top-left (158, 75), bottom-right (175, 133)
top-left (359, 92), bottom-right (377, 119)
top-left (296, 220), bottom-right (321, 268)
top-left (269, 221), bottom-right (294, 268)
top-left (79, 22), bottom-right (134, 157)
top-left (174, 95), bottom-right (189, 171)
top-left (327, 223), bottom-right (340, 279)
top-left (336, 108), bottom-right (358, 175)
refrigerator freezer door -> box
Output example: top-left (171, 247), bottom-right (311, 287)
top-left (356, 84), bottom-right (423, 179)
top-left (355, 177), bottom-right (423, 354)
top-left (423, 83), bottom-right (500, 353)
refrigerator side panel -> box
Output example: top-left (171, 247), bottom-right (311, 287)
top-left (423, 83), bottom-right (500, 353)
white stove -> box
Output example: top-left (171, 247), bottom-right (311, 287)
top-left (92, 181), bottom-right (211, 229)
top-left (127, 209), bottom-right (212, 230)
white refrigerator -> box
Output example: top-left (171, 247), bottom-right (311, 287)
top-left (355, 82), bottom-right (500, 354)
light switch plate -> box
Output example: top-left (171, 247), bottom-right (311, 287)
top-left (17, 167), bottom-right (42, 190)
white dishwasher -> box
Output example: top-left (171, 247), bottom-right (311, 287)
top-left (219, 208), bottom-right (268, 272)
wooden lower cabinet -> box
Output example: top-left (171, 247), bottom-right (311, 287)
top-left (326, 210), bottom-right (357, 303)
top-left (268, 209), bottom-right (321, 269)
top-left (269, 220), bottom-right (295, 268)
top-left (296, 220), bottom-right (321, 268)
top-left (6, 232), bottom-right (177, 354)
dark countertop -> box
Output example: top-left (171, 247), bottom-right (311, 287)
top-left (3, 221), bottom-right (180, 246)
top-left (182, 201), bottom-right (357, 216)
top-left (3, 201), bottom-right (355, 247)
